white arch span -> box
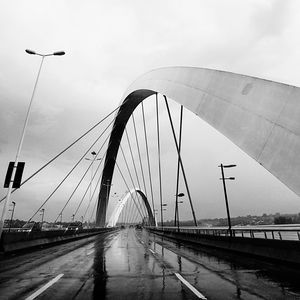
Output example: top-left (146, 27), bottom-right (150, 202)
top-left (107, 189), bottom-right (154, 227)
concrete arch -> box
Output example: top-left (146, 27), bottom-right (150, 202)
top-left (107, 189), bottom-right (155, 227)
top-left (96, 67), bottom-right (300, 226)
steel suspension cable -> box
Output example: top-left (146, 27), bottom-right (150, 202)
top-left (131, 202), bottom-right (139, 224)
top-left (126, 197), bottom-right (133, 224)
top-left (164, 96), bottom-right (198, 226)
top-left (0, 104), bottom-right (123, 204)
top-left (119, 144), bottom-right (148, 217)
top-left (82, 165), bottom-right (107, 221)
top-left (174, 105), bottom-right (183, 229)
top-left (54, 132), bottom-right (110, 223)
top-left (128, 197), bottom-right (136, 224)
top-left (115, 161), bottom-right (145, 220)
top-left (85, 142), bottom-right (113, 224)
top-left (28, 120), bottom-right (114, 223)
top-left (156, 93), bottom-right (164, 228)
top-left (124, 193), bottom-right (130, 224)
top-left (88, 191), bottom-right (99, 224)
top-left (141, 102), bottom-right (155, 218)
top-left (123, 196), bottom-right (128, 225)
top-left (125, 128), bottom-right (142, 190)
top-left (73, 138), bottom-right (115, 221)
top-left (132, 114), bottom-right (147, 196)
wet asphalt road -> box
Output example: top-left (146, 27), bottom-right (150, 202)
top-left (0, 228), bottom-right (300, 300)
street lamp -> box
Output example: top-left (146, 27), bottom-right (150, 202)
top-left (175, 193), bottom-right (185, 232)
top-left (85, 151), bottom-right (101, 212)
top-left (174, 192), bottom-right (185, 230)
top-left (218, 164), bottom-right (236, 236)
top-left (40, 208), bottom-right (45, 224)
top-left (162, 208), bottom-right (167, 227)
top-left (85, 151), bottom-right (101, 228)
top-left (8, 201), bottom-right (16, 233)
top-left (0, 49), bottom-right (65, 239)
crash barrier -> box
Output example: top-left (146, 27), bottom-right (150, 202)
top-left (0, 227), bottom-right (119, 253)
top-left (148, 227), bottom-right (300, 266)
top-left (161, 226), bottom-right (300, 241)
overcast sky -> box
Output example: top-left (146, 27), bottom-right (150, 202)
top-left (0, 0), bottom-right (299, 223)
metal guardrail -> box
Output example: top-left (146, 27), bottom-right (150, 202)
top-left (152, 226), bottom-right (300, 241)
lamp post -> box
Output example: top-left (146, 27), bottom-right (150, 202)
top-left (85, 151), bottom-right (101, 203)
top-left (175, 193), bottom-right (184, 231)
top-left (0, 49), bottom-right (65, 239)
top-left (58, 213), bottom-right (63, 226)
top-left (40, 208), bottom-right (45, 224)
top-left (218, 164), bottom-right (236, 236)
top-left (85, 151), bottom-right (101, 227)
top-left (8, 201), bottom-right (16, 233)
top-left (177, 199), bottom-right (184, 232)
top-left (162, 208), bottom-right (167, 228)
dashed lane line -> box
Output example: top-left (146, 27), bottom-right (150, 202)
top-left (25, 274), bottom-right (64, 300)
top-left (147, 247), bottom-right (207, 299)
top-left (174, 273), bottom-right (207, 299)
top-left (87, 249), bottom-right (95, 256)
top-left (149, 249), bottom-right (155, 254)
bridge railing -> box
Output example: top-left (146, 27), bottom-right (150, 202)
top-left (152, 226), bottom-right (300, 241)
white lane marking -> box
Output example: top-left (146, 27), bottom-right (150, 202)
top-left (149, 249), bottom-right (155, 254)
top-left (25, 274), bottom-right (64, 300)
top-left (87, 249), bottom-right (95, 256)
top-left (174, 273), bottom-right (207, 299)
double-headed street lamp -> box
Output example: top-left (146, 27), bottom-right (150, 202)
top-left (0, 49), bottom-right (65, 239)
top-left (40, 208), bottom-right (45, 224)
top-left (85, 151), bottom-right (101, 217)
top-left (218, 164), bottom-right (236, 236)
top-left (175, 193), bottom-right (184, 232)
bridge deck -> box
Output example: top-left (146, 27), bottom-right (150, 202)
top-left (0, 228), bottom-right (299, 299)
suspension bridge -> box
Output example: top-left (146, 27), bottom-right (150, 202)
top-left (0, 67), bottom-right (300, 299)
